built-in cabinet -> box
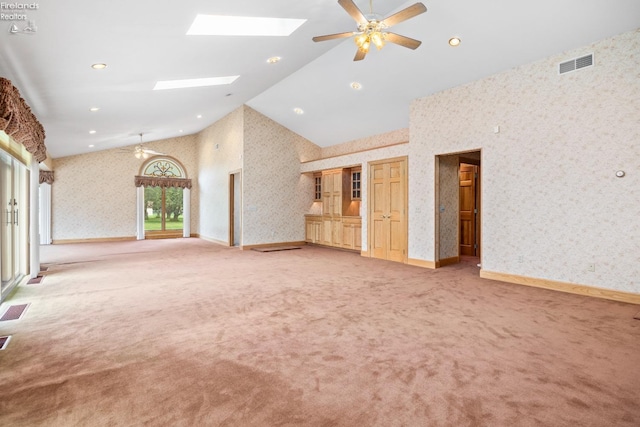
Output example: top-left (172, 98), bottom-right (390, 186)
top-left (305, 167), bottom-right (361, 252)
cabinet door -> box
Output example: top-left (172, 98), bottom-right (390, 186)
top-left (305, 220), bottom-right (314, 242)
top-left (322, 218), bottom-right (333, 245)
top-left (354, 223), bottom-right (362, 250)
top-left (342, 222), bottom-right (354, 249)
top-left (331, 219), bottom-right (343, 247)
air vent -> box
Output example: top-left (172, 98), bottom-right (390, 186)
top-left (559, 54), bottom-right (594, 75)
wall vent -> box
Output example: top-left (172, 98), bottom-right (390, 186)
top-left (559, 54), bottom-right (594, 75)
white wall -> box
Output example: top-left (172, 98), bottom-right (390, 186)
top-left (196, 108), bottom-right (244, 243)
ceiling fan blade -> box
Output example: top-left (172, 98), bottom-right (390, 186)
top-left (354, 49), bottom-right (367, 61)
top-left (382, 3), bottom-right (427, 27)
top-left (313, 31), bottom-right (356, 42)
top-left (385, 32), bottom-right (422, 50)
top-left (143, 149), bottom-right (163, 155)
top-left (338, 0), bottom-right (367, 24)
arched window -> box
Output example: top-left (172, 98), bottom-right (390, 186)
top-left (141, 158), bottom-right (185, 178)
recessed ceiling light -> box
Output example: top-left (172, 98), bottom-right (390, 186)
top-left (187, 15), bottom-right (306, 37)
top-left (179, 129), bottom-right (184, 133)
top-left (91, 63), bottom-right (107, 70)
top-left (350, 82), bottom-right (362, 90)
top-left (267, 56), bottom-right (281, 64)
top-left (153, 76), bottom-right (239, 90)
top-left (448, 37), bottom-right (461, 47)
top-left (197, 115), bottom-right (203, 119)
top-left (88, 144), bottom-right (95, 148)
top-left (89, 107), bottom-right (100, 112)
top-left (89, 130), bottom-right (96, 134)
top-left (294, 108), bottom-right (304, 115)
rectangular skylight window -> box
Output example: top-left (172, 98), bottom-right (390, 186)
top-left (187, 15), bottom-right (306, 36)
top-left (153, 76), bottom-right (239, 91)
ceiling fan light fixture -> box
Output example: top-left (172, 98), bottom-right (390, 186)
top-left (370, 31), bottom-right (386, 50)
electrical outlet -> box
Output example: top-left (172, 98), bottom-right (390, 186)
top-left (587, 263), bottom-right (595, 272)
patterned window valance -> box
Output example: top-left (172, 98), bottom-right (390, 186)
top-left (39, 170), bottom-right (54, 184)
top-left (0, 78), bottom-right (47, 162)
top-left (134, 176), bottom-right (192, 189)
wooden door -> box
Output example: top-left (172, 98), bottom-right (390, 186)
top-left (370, 158), bottom-right (407, 262)
top-left (459, 164), bottom-right (477, 256)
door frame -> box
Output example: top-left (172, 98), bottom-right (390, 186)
top-left (228, 170), bottom-right (242, 247)
top-left (434, 150), bottom-right (482, 268)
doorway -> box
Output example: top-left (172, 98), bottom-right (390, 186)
top-left (435, 151), bottom-right (481, 268)
top-left (144, 186), bottom-right (184, 236)
top-left (229, 171), bottom-right (241, 247)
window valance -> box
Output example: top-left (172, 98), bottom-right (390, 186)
top-left (39, 170), bottom-right (54, 184)
top-left (0, 78), bottom-right (47, 162)
top-left (134, 176), bottom-right (192, 189)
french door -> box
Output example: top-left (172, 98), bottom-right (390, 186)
top-left (144, 186), bottom-right (183, 235)
top-left (1, 150), bottom-right (28, 302)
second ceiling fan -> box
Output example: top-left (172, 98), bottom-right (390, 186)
top-left (313, 0), bottom-right (427, 61)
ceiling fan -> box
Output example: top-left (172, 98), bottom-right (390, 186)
top-left (313, 0), bottom-right (427, 61)
top-left (119, 133), bottom-right (164, 159)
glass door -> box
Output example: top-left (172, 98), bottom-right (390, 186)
top-left (144, 186), bottom-right (183, 235)
top-left (0, 150), bottom-right (28, 302)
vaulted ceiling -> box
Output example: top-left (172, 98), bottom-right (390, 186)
top-left (1, 0), bottom-right (638, 158)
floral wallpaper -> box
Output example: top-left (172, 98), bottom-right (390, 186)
top-left (438, 155), bottom-right (459, 260)
top-left (242, 106), bottom-right (320, 246)
top-left (409, 29), bottom-right (640, 294)
top-left (52, 134), bottom-right (199, 241)
top-left (320, 128), bottom-right (409, 158)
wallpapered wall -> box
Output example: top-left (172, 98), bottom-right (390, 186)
top-left (51, 134), bottom-right (198, 241)
top-left (320, 128), bottom-right (409, 159)
top-left (410, 29), bottom-right (640, 293)
top-left (438, 155), bottom-right (459, 260)
top-left (242, 106), bottom-right (320, 246)
top-left (196, 106), bottom-right (320, 246)
top-left (196, 108), bottom-right (244, 243)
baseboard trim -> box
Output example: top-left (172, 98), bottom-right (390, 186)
top-left (361, 250), bottom-right (370, 257)
top-left (198, 236), bottom-right (231, 246)
top-left (408, 258), bottom-right (437, 269)
top-left (480, 270), bottom-right (640, 305)
top-left (52, 236), bottom-right (137, 244)
top-left (436, 256), bottom-right (459, 268)
top-left (241, 241), bottom-right (307, 251)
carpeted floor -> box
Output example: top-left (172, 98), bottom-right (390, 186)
top-left (0, 238), bottom-right (638, 426)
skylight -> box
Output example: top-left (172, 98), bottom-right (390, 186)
top-left (187, 15), bottom-right (306, 36)
top-left (153, 76), bottom-right (239, 91)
